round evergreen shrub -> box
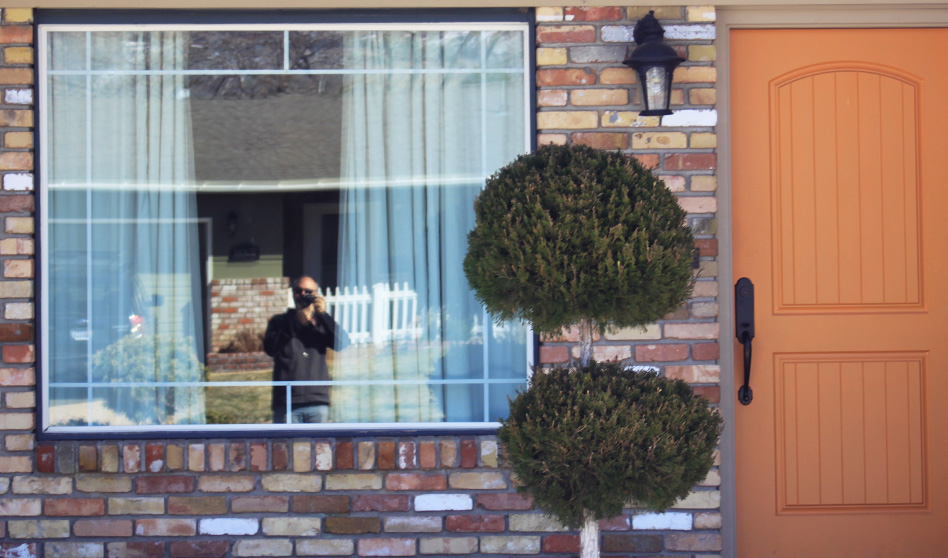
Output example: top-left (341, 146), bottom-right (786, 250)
top-left (498, 362), bottom-right (722, 529)
top-left (464, 143), bottom-right (694, 335)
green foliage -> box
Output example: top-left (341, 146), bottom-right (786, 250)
top-left (464, 143), bottom-right (694, 335)
top-left (498, 362), bottom-right (722, 529)
top-left (92, 334), bottom-right (204, 425)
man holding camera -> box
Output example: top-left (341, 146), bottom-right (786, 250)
top-left (264, 276), bottom-right (349, 424)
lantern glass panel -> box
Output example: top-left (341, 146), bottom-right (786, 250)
top-left (644, 66), bottom-right (667, 111)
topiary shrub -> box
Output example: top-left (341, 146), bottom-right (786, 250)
top-left (464, 143), bottom-right (694, 361)
top-left (499, 363), bottom-right (722, 529)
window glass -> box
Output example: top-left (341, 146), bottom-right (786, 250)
top-left (41, 23), bottom-right (531, 432)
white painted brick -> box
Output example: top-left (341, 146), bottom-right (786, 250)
top-left (629, 365), bottom-right (660, 374)
top-left (414, 493), bottom-right (473, 511)
top-left (314, 443), bottom-right (332, 471)
top-left (0, 544), bottom-right (36, 558)
top-left (632, 512), bottom-right (693, 530)
top-left (4, 89), bottom-right (32, 105)
top-left (199, 518), bottom-right (259, 536)
top-left (3, 173), bottom-right (33, 191)
top-left (664, 24), bottom-right (716, 40)
top-left (661, 109), bottom-right (718, 127)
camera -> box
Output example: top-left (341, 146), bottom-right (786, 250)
top-left (298, 293), bottom-right (317, 307)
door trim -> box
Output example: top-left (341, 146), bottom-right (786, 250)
top-left (716, 6), bottom-right (948, 558)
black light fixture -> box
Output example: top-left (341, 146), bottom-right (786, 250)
top-left (622, 10), bottom-right (684, 116)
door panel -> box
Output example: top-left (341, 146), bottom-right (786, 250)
top-left (732, 28), bottom-right (948, 557)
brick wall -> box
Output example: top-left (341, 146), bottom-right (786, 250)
top-left (210, 277), bottom-right (289, 353)
top-left (0, 6), bottom-right (724, 558)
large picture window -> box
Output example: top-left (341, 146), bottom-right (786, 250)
top-left (39, 17), bottom-right (532, 433)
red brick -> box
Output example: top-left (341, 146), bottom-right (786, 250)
top-left (602, 534), bottom-right (663, 553)
top-left (45, 498), bottom-right (105, 516)
top-left (695, 238), bottom-right (718, 257)
top-left (232, 495), bottom-right (289, 513)
top-left (144, 444), bottom-right (163, 473)
top-left (377, 441), bottom-right (395, 470)
top-left (634, 153), bottom-right (660, 169)
top-left (271, 442), bottom-right (288, 470)
top-left (539, 345), bottom-right (568, 364)
top-left (170, 541), bottom-right (228, 558)
top-left (336, 441), bottom-right (354, 469)
top-left (0, 27), bottom-right (32, 44)
top-left (0, 323), bottom-right (30, 342)
top-left (0, 367), bottom-right (33, 386)
top-left (37, 444), bottom-right (54, 473)
top-left (537, 25), bottom-right (596, 43)
top-left (571, 132), bottom-right (629, 150)
top-left (693, 385), bottom-right (721, 404)
top-left (635, 344), bottom-right (689, 362)
top-left (692, 343), bottom-right (720, 361)
top-left (385, 473), bottom-right (446, 491)
top-left (249, 443), bottom-right (267, 471)
top-left (418, 441), bottom-right (436, 469)
top-left (357, 539), bottom-right (415, 557)
top-left (476, 492), bottom-right (534, 511)
top-left (325, 516), bottom-right (381, 534)
top-left (600, 67), bottom-right (637, 85)
top-left (460, 440), bottom-right (477, 468)
top-left (107, 541), bottom-right (165, 558)
top-left (664, 153), bottom-right (718, 171)
top-left (446, 515), bottom-right (505, 532)
top-left (543, 534), bottom-right (580, 553)
top-left (564, 6), bottom-right (623, 20)
top-left (74, 519), bottom-right (133, 537)
top-left (0, 195), bottom-right (33, 213)
top-left (664, 305), bottom-right (691, 320)
top-left (352, 494), bottom-right (410, 512)
top-left (3, 345), bottom-right (33, 363)
top-left (136, 475), bottom-right (195, 494)
top-left (600, 515), bottom-right (630, 530)
top-left (291, 495), bottom-right (349, 514)
top-left (537, 68), bottom-right (596, 86)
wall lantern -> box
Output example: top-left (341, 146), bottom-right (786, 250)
top-left (622, 10), bottom-right (684, 116)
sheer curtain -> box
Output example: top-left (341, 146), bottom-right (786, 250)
top-left (333, 30), bottom-right (525, 423)
top-left (47, 31), bottom-right (205, 426)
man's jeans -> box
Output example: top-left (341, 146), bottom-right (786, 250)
top-left (274, 404), bottom-right (329, 424)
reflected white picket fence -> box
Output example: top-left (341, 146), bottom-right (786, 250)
top-left (288, 283), bottom-right (422, 345)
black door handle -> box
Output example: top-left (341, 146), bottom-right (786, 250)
top-left (735, 278), bottom-right (755, 405)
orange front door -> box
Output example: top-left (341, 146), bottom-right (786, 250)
top-left (731, 28), bottom-right (948, 556)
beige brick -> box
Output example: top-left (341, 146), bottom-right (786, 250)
top-left (261, 473), bottom-right (321, 493)
top-left (134, 518), bottom-right (196, 537)
top-left (632, 132), bottom-right (687, 149)
top-left (0, 108), bottom-right (32, 125)
top-left (509, 514), bottom-right (567, 532)
top-left (12, 476), bottom-right (71, 495)
top-left (690, 88), bottom-right (717, 105)
top-left (672, 490), bottom-right (721, 509)
top-left (570, 344), bottom-right (632, 362)
top-left (537, 133), bottom-right (567, 146)
top-left (293, 442), bottom-right (312, 472)
top-left (535, 7), bottom-right (563, 22)
top-left (480, 440), bottom-right (498, 468)
top-left (325, 473), bottom-right (382, 491)
top-left (627, 6), bottom-right (681, 19)
top-left (262, 517), bottom-right (321, 536)
top-left (101, 446), bottom-right (119, 473)
top-left (4, 46), bottom-right (31, 64)
top-left (188, 444), bottom-right (205, 472)
top-left (297, 539), bottom-right (355, 556)
top-left (5, 433), bottom-right (33, 451)
top-left (570, 88), bottom-right (628, 106)
top-left (4, 260), bottom-right (32, 278)
top-left (692, 302), bottom-right (718, 319)
top-left (604, 324), bottom-right (661, 341)
top-left (601, 111), bottom-right (660, 128)
top-left (537, 47), bottom-right (567, 66)
top-left (5, 217), bottom-right (32, 234)
top-left (420, 537), bottom-right (479, 554)
top-left (538, 89), bottom-right (567, 107)
top-left (314, 442), bottom-right (332, 471)
top-left (665, 365), bottom-right (721, 384)
top-left (678, 196), bottom-right (717, 214)
top-left (448, 472), bottom-right (507, 490)
top-left (4, 9), bottom-right (33, 23)
top-left (6, 131), bottom-right (32, 149)
top-left (198, 475), bottom-right (256, 493)
top-left (6, 392), bottom-right (35, 411)
top-left (0, 498), bottom-right (41, 515)
top-left (689, 45), bottom-right (716, 62)
top-left (0, 152), bottom-right (31, 171)
top-left (699, 469), bottom-right (721, 487)
top-left (233, 539), bottom-right (293, 557)
top-left (665, 323), bottom-right (719, 340)
top-left (0, 239), bottom-right (34, 256)
top-left (481, 535), bottom-right (541, 554)
top-left (694, 512), bottom-right (722, 529)
top-left (76, 475), bottom-right (132, 493)
top-left (0, 412), bottom-right (33, 430)
top-left (8, 519), bottom-right (70, 538)
top-left (108, 497), bottom-right (165, 515)
top-left (674, 66), bottom-right (717, 84)
top-left (691, 175), bottom-right (717, 192)
top-left (659, 174), bottom-right (686, 192)
top-left (537, 111), bottom-right (597, 130)
top-left (4, 302), bottom-right (31, 319)
top-left (697, 260), bottom-right (718, 277)
top-left (687, 6), bottom-right (716, 22)
top-left (690, 133), bottom-right (717, 149)
top-left (384, 516), bottom-right (442, 533)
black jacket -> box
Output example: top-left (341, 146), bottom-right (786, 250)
top-left (263, 309), bottom-right (349, 412)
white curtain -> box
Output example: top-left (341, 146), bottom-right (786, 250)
top-left (47, 31), bottom-right (205, 426)
top-left (333, 30), bottom-right (526, 423)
